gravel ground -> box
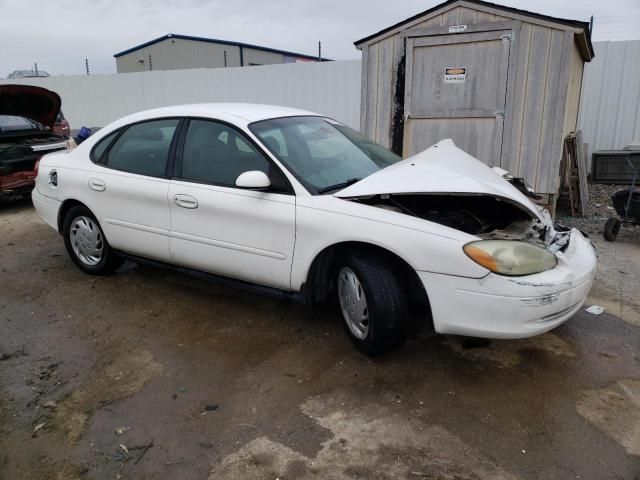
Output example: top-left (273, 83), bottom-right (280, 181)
top-left (558, 183), bottom-right (640, 240)
top-left (1, 197), bottom-right (639, 480)
top-left (556, 182), bottom-right (640, 332)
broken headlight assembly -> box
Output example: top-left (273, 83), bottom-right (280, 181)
top-left (463, 240), bottom-right (558, 276)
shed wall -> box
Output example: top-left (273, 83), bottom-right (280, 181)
top-left (360, 5), bottom-right (511, 148)
top-left (503, 25), bottom-right (572, 193)
top-left (361, 3), bottom-right (582, 194)
top-left (563, 43), bottom-right (584, 140)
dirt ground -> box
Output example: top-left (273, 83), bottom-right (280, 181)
top-left (1, 197), bottom-right (639, 480)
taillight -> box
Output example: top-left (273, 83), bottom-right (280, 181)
top-left (33, 159), bottom-right (40, 177)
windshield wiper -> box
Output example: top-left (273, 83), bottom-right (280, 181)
top-left (317, 177), bottom-right (362, 194)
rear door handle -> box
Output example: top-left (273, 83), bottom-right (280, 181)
top-left (174, 194), bottom-right (198, 209)
top-left (88, 178), bottom-right (106, 192)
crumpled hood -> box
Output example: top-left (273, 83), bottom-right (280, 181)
top-left (0, 84), bottom-right (61, 127)
top-left (335, 139), bottom-right (542, 219)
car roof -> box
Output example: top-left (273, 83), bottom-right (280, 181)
top-left (115, 103), bottom-right (321, 127)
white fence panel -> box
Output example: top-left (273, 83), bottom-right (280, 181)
top-left (4, 44), bottom-right (640, 165)
top-left (578, 40), bottom-right (640, 160)
top-left (0, 60), bottom-right (362, 130)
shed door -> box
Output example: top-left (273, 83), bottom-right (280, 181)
top-left (403, 30), bottom-right (512, 165)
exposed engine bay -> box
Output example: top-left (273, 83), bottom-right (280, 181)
top-left (357, 193), bottom-right (572, 253)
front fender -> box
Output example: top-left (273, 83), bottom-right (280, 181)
top-left (291, 197), bottom-right (489, 290)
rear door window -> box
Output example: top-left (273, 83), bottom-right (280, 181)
top-left (105, 119), bottom-right (179, 177)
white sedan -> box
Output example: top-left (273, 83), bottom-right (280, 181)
top-left (32, 104), bottom-right (597, 355)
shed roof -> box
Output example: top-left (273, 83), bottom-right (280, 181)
top-left (114, 33), bottom-right (331, 61)
top-left (355, 0), bottom-right (593, 60)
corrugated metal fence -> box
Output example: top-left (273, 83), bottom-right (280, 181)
top-left (578, 40), bottom-right (640, 164)
top-left (0, 60), bottom-right (361, 131)
top-left (1, 40), bottom-right (638, 165)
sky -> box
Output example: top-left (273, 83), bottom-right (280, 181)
top-left (1, 0), bottom-right (639, 76)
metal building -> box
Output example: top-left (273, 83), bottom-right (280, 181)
top-left (356, 0), bottom-right (594, 200)
top-left (114, 34), bottom-right (327, 73)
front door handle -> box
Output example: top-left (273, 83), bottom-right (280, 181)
top-left (174, 194), bottom-right (198, 209)
top-left (88, 178), bottom-right (106, 192)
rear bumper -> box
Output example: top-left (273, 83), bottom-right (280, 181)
top-left (32, 188), bottom-right (61, 231)
top-left (419, 229), bottom-right (597, 338)
top-left (0, 171), bottom-right (35, 195)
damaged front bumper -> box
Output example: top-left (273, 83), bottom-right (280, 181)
top-left (419, 229), bottom-right (597, 339)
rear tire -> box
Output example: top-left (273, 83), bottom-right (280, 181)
top-left (603, 217), bottom-right (620, 241)
top-left (63, 205), bottom-right (124, 275)
top-left (337, 253), bottom-right (408, 356)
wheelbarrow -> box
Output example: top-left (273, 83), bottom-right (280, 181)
top-left (604, 154), bottom-right (640, 241)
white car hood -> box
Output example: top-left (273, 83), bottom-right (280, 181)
top-left (335, 139), bottom-right (542, 219)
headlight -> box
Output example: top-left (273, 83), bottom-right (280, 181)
top-left (463, 240), bottom-right (557, 276)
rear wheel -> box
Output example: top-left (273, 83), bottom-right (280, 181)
top-left (63, 205), bottom-right (124, 275)
top-left (603, 217), bottom-right (621, 241)
top-left (337, 253), bottom-right (408, 356)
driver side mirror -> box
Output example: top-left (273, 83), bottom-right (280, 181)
top-left (235, 170), bottom-right (271, 190)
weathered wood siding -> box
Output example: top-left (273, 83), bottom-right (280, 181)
top-left (360, 1), bottom-right (586, 195)
top-left (563, 43), bottom-right (585, 139)
top-left (360, 3), bottom-right (512, 147)
top-left (502, 25), bottom-right (573, 193)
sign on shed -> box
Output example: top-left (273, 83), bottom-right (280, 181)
top-left (444, 67), bottom-right (467, 83)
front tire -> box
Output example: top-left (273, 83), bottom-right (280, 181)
top-left (337, 253), bottom-right (408, 356)
top-left (63, 205), bottom-right (124, 275)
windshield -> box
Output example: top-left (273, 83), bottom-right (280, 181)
top-left (249, 116), bottom-right (402, 194)
top-left (0, 115), bottom-right (43, 133)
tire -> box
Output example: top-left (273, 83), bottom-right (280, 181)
top-left (63, 205), bottom-right (124, 275)
top-left (603, 217), bottom-right (621, 242)
top-left (336, 253), bottom-right (408, 356)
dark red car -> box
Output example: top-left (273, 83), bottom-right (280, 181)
top-left (53, 111), bottom-right (70, 137)
top-left (0, 85), bottom-right (68, 199)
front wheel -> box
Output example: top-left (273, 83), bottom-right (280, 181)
top-left (63, 205), bottom-right (124, 275)
top-left (337, 253), bottom-right (408, 356)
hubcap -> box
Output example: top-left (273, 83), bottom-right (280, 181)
top-left (69, 216), bottom-right (104, 266)
top-left (338, 267), bottom-right (369, 340)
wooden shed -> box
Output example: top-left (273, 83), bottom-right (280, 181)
top-left (355, 0), bottom-right (594, 202)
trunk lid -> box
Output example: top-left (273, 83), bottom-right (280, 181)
top-left (0, 84), bottom-right (61, 128)
top-left (335, 139), bottom-right (542, 219)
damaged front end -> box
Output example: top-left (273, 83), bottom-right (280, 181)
top-left (333, 140), bottom-right (596, 336)
top-left (356, 192), bottom-right (572, 254)
top-left (335, 139), bottom-right (574, 258)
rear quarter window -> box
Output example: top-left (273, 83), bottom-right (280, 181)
top-left (90, 130), bottom-right (120, 163)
